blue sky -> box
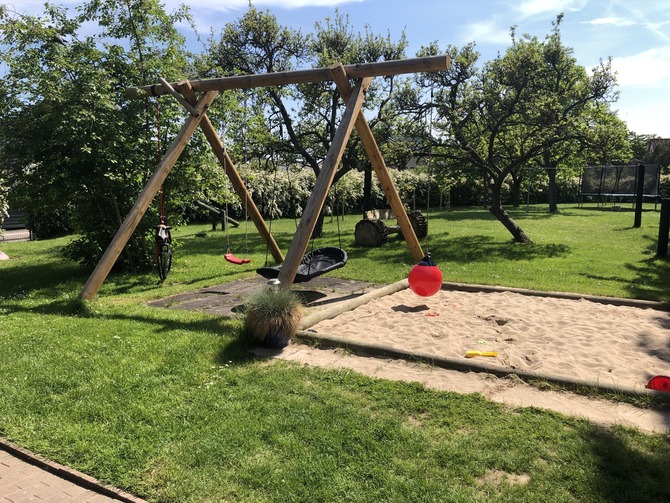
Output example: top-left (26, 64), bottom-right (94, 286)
top-left (14, 0), bottom-right (670, 137)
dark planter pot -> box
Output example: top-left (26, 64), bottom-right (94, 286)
top-left (263, 330), bottom-right (291, 349)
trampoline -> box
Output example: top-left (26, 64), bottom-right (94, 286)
top-left (257, 247), bottom-right (348, 284)
top-left (579, 164), bottom-right (660, 206)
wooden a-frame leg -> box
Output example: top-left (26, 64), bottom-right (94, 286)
top-left (277, 77), bottom-right (372, 288)
top-left (330, 63), bottom-right (424, 263)
top-left (79, 91), bottom-right (219, 300)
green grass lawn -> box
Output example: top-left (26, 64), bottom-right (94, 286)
top-left (1, 204), bottom-right (669, 502)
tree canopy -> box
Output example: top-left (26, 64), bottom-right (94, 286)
top-left (0, 5), bottom-right (633, 262)
top-left (416, 15), bottom-right (620, 242)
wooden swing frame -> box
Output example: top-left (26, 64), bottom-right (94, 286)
top-left (79, 55), bottom-right (450, 300)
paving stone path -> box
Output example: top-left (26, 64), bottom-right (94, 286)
top-left (0, 440), bottom-right (145, 502)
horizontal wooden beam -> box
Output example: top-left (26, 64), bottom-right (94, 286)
top-left (125, 55), bottom-right (450, 99)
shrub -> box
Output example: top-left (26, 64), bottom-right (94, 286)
top-left (242, 287), bottom-right (304, 349)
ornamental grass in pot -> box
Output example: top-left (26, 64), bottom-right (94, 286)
top-left (242, 286), bottom-right (304, 349)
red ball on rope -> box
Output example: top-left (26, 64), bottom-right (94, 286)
top-left (408, 253), bottom-right (443, 297)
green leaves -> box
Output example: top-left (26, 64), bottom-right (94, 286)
top-left (0, 0), bottom-right (203, 268)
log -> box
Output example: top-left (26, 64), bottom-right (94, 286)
top-left (354, 218), bottom-right (389, 247)
top-left (126, 55), bottom-right (450, 98)
top-left (354, 212), bottom-right (428, 247)
top-left (299, 279), bottom-right (409, 329)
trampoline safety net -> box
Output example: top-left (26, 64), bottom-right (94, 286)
top-left (580, 164), bottom-right (660, 198)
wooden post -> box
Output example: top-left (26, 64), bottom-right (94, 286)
top-left (634, 163), bottom-right (645, 228)
top-left (330, 64), bottom-right (425, 262)
top-left (79, 91), bottom-right (219, 300)
top-left (657, 199), bottom-right (670, 258)
top-left (277, 77), bottom-right (371, 287)
top-left (178, 82), bottom-right (284, 263)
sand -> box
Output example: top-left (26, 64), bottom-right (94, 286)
top-left (308, 287), bottom-right (670, 392)
top-left (260, 285), bottom-right (670, 434)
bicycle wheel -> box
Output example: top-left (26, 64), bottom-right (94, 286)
top-left (156, 243), bottom-right (172, 281)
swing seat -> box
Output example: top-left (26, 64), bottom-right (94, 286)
top-left (225, 253), bottom-right (251, 265)
top-left (256, 247), bottom-right (348, 283)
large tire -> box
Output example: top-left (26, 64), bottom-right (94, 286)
top-left (401, 211), bottom-right (429, 240)
top-left (354, 218), bottom-right (389, 247)
top-left (411, 211), bottom-right (429, 239)
top-left (156, 244), bottom-right (173, 281)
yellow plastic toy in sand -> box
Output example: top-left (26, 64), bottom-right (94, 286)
top-left (465, 350), bottom-right (498, 358)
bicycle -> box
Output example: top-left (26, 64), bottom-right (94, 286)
top-left (154, 217), bottom-right (172, 281)
top-left (154, 178), bottom-right (172, 281)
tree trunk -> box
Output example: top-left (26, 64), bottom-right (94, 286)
top-left (489, 182), bottom-right (532, 243)
top-left (547, 167), bottom-right (558, 213)
top-left (511, 174), bottom-right (522, 208)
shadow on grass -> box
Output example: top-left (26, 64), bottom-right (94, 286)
top-left (439, 207), bottom-right (558, 222)
top-left (621, 255), bottom-right (670, 302)
top-left (587, 425), bottom-right (670, 501)
top-left (0, 262), bottom-right (89, 299)
top-left (438, 205), bottom-right (594, 222)
top-left (4, 295), bottom-right (260, 366)
top-left (437, 235), bottom-right (570, 263)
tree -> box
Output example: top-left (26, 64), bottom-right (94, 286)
top-left (0, 1), bottom-right (217, 268)
top-left (647, 140), bottom-right (670, 167)
top-left (628, 132), bottom-right (656, 161)
top-left (420, 15), bottom-right (618, 242)
top-left (208, 7), bottom-right (408, 181)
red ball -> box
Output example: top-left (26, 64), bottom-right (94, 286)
top-left (408, 254), bottom-right (443, 297)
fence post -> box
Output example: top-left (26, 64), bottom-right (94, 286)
top-left (657, 199), bottom-right (670, 258)
top-left (634, 163), bottom-right (645, 228)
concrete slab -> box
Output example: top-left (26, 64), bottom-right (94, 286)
top-left (148, 275), bottom-right (375, 318)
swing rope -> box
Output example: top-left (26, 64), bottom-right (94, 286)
top-left (156, 102), bottom-right (167, 225)
top-left (264, 152), bottom-right (280, 267)
top-left (221, 118), bottom-right (250, 265)
top-left (424, 82), bottom-right (436, 253)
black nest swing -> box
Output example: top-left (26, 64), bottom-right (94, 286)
top-left (256, 246), bottom-right (348, 284)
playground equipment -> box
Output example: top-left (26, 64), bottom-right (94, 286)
top-left (407, 252), bottom-right (442, 297)
top-left (194, 200), bottom-right (240, 230)
top-left (78, 55), bottom-right (450, 299)
top-left (579, 163), bottom-right (660, 207)
top-left (257, 246), bottom-right (348, 284)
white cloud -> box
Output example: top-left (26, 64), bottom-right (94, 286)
top-left (611, 46), bottom-right (670, 87)
top-left (516, 0), bottom-right (587, 18)
top-left (6, 0), bottom-right (364, 18)
top-left (461, 18), bottom-right (512, 45)
top-left (582, 16), bottom-right (636, 27)
top-left (161, 0), bottom-right (364, 13)
top-left (614, 90), bottom-right (670, 137)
